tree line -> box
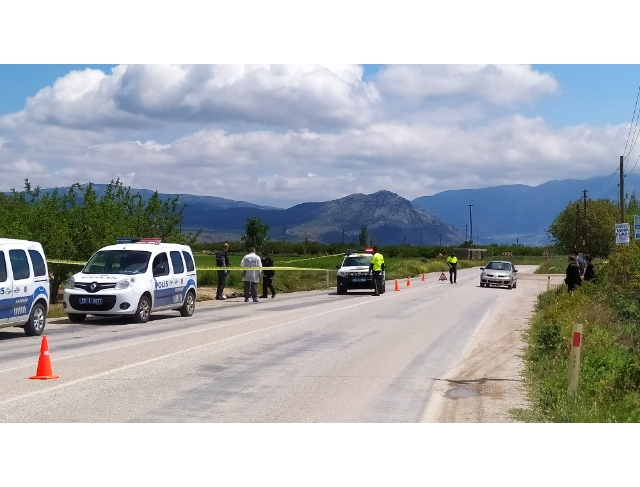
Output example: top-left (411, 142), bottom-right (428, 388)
top-left (0, 179), bottom-right (198, 301)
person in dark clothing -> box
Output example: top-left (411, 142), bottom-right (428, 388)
top-left (216, 242), bottom-right (230, 300)
top-left (584, 255), bottom-right (596, 282)
top-left (572, 251), bottom-right (585, 280)
top-left (260, 250), bottom-right (276, 299)
top-left (565, 256), bottom-right (582, 293)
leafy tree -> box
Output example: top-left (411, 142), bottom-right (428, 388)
top-left (359, 225), bottom-right (369, 247)
top-left (241, 216), bottom-right (269, 250)
top-left (547, 199), bottom-right (619, 258)
top-left (0, 179), bottom-right (200, 302)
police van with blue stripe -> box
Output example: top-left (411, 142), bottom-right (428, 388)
top-left (0, 239), bottom-right (50, 336)
top-left (63, 238), bottom-right (197, 323)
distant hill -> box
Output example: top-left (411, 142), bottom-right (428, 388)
top-left (185, 190), bottom-right (461, 245)
top-left (412, 174), bottom-right (640, 245)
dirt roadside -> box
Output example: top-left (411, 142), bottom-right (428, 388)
top-left (422, 272), bottom-right (565, 422)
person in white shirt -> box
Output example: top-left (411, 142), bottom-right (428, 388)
top-left (241, 247), bottom-right (262, 303)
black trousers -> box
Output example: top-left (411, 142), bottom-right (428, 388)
top-left (449, 266), bottom-right (457, 283)
top-left (216, 271), bottom-right (227, 297)
top-left (262, 276), bottom-right (275, 297)
top-left (372, 270), bottom-right (383, 294)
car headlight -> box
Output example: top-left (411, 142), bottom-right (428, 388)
top-left (337, 270), bottom-right (345, 277)
top-left (65, 277), bottom-right (75, 289)
top-left (115, 277), bottom-right (135, 290)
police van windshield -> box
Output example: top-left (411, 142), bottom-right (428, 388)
top-left (83, 250), bottom-right (151, 275)
top-left (343, 256), bottom-right (372, 267)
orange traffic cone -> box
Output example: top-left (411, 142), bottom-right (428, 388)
top-left (406, 276), bottom-right (411, 287)
top-left (422, 273), bottom-right (425, 281)
top-left (30, 335), bottom-right (59, 380)
top-left (394, 279), bottom-right (400, 291)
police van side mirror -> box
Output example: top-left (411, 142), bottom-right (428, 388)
top-left (480, 267), bottom-right (485, 270)
top-left (336, 265), bottom-right (340, 269)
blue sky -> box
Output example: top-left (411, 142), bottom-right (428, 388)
top-left (1, 63), bottom-right (639, 207)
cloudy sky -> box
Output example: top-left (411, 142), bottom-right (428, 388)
top-left (2, 6), bottom-right (639, 209)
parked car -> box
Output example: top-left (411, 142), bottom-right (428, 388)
top-left (0, 238), bottom-right (50, 336)
top-left (336, 249), bottom-right (385, 295)
top-left (63, 238), bottom-right (197, 323)
top-left (479, 261), bottom-right (518, 289)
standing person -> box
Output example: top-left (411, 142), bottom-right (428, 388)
top-left (241, 247), bottom-right (262, 303)
top-left (215, 242), bottom-right (230, 300)
top-left (572, 251), bottom-right (585, 280)
top-left (260, 250), bottom-right (276, 299)
top-left (369, 246), bottom-right (385, 296)
top-left (447, 252), bottom-right (458, 284)
top-left (584, 255), bottom-right (596, 282)
top-left (565, 255), bottom-right (582, 293)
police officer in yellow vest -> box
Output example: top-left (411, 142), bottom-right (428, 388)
top-left (369, 246), bottom-right (385, 296)
top-left (447, 252), bottom-right (458, 284)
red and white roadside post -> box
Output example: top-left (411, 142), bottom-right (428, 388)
top-left (568, 323), bottom-right (583, 394)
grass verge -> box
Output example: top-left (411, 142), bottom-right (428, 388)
top-left (512, 281), bottom-right (640, 422)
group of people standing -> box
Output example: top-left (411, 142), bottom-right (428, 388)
top-left (565, 251), bottom-right (595, 293)
top-left (215, 243), bottom-right (276, 303)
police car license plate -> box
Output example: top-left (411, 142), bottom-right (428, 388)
top-left (79, 297), bottom-right (103, 305)
top-left (352, 278), bottom-right (366, 282)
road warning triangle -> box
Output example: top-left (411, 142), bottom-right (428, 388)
top-left (439, 272), bottom-right (448, 282)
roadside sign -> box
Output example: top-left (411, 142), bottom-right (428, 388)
top-left (439, 272), bottom-right (448, 282)
top-left (635, 216), bottom-right (640, 240)
top-left (615, 223), bottom-right (630, 245)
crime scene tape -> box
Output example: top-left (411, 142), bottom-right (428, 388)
top-left (276, 253), bottom-right (344, 265)
top-left (47, 259), bottom-right (336, 272)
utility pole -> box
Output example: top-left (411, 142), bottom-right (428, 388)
top-left (620, 155), bottom-right (625, 223)
top-left (575, 203), bottom-right (580, 251)
top-left (419, 231), bottom-right (422, 247)
top-left (439, 234), bottom-right (442, 246)
top-left (583, 189), bottom-right (588, 253)
top-left (282, 225), bottom-right (285, 244)
top-left (468, 204), bottom-right (474, 247)
top-left (465, 224), bottom-right (468, 244)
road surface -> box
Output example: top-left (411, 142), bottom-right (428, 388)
top-left (0, 266), bottom-right (563, 422)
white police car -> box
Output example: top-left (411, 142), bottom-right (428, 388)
top-left (0, 238), bottom-right (50, 336)
top-left (63, 238), bottom-right (197, 323)
top-left (336, 249), bottom-right (385, 295)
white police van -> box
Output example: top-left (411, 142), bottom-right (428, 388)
top-left (63, 238), bottom-right (197, 323)
top-left (0, 238), bottom-right (50, 336)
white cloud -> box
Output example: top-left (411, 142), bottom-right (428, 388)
top-left (12, 64), bottom-right (381, 130)
top-left (0, 113), bottom-right (629, 206)
top-left (375, 65), bottom-right (558, 104)
top-left (0, 64), bottom-right (629, 208)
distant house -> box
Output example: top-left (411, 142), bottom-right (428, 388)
top-left (453, 248), bottom-right (487, 260)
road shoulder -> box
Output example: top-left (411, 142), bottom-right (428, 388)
top-left (422, 273), bottom-right (564, 422)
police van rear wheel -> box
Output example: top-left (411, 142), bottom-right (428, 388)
top-left (68, 313), bottom-right (86, 323)
top-left (180, 291), bottom-right (195, 317)
top-left (133, 295), bottom-right (151, 323)
top-left (24, 303), bottom-right (46, 336)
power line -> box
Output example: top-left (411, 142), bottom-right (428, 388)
top-left (623, 80), bottom-right (640, 157)
top-left (626, 150), bottom-right (640, 177)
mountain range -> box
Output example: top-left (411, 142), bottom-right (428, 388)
top-left (12, 173), bottom-right (640, 246)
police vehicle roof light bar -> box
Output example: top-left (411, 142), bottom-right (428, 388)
top-left (115, 238), bottom-right (162, 244)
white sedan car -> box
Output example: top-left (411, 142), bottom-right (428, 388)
top-left (479, 261), bottom-right (518, 289)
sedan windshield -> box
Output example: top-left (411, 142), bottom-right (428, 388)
top-left (485, 262), bottom-right (511, 271)
top-left (343, 256), bottom-right (372, 267)
top-left (83, 250), bottom-right (151, 275)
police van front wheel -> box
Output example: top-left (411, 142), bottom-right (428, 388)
top-left (24, 303), bottom-right (46, 336)
top-left (180, 291), bottom-right (195, 317)
top-left (133, 295), bottom-right (151, 323)
top-left (68, 313), bottom-right (86, 323)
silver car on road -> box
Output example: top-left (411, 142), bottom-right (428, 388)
top-left (479, 261), bottom-right (518, 289)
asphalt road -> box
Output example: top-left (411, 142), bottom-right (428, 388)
top-left (0, 266), bottom-right (538, 422)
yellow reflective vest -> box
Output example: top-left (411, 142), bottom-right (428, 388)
top-left (371, 252), bottom-right (384, 271)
